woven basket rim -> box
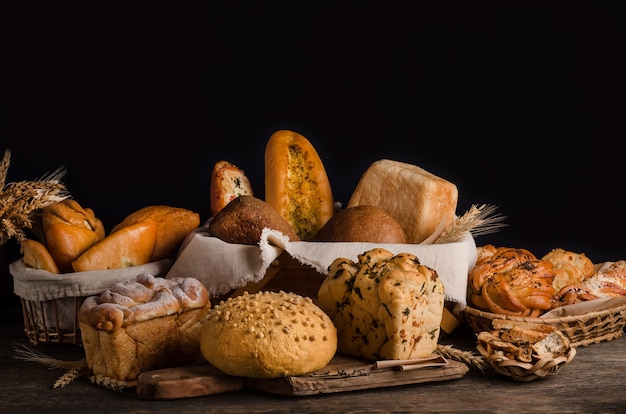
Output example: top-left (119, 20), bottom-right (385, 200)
top-left (463, 303), bottom-right (626, 324)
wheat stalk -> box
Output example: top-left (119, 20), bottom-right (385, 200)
top-left (436, 343), bottom-right (487, 372)
top-left (435, 204), bottom-right (508, 245)
top-left (0, 149), bottom-right (70, 245)
top-left (89, 375), bottom-right (134, 391)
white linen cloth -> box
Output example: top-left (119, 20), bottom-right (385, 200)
top-left (166, 227), bottom-right (477, 306)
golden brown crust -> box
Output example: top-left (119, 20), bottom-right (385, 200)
top-left (79, 274), bottom-right (210, 381)
top-left (42, 200), bottom-right (105, 272)
top-left (200, 291), bottom-right (337, 378)
top-left (318, 248), bottom-right (445, 361)
top-left (21, 238), bottom-right (60, 273)
top-left (541, 248), bottom-right (595, 291)
top-left (264, 130), bottom-right (335, 240)
top-left (468, 246), bottom-right (555, 316)
top-left (208, 195), bottom-right (300, 244)
top-left (314, 205), bottom-right (408, 243)
top-left (111, 205), bottom-right (200, 261)
top-left (209, 160), bottom-right (254, 217)
top-left (71, 221), bottom-right (157, 272)
top-left (347, 159), bottom-right (458, 244)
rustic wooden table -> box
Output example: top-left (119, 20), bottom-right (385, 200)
top-left (1, 306), bottom-right (625, 413)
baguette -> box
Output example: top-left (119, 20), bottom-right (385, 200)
top-left (264, 130), bottom-right (335, 240)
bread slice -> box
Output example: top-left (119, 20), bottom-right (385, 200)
top-left (532, 330), bottom-right (571, 359)
top-left (72, 221), bottom-right (157, 271)
top-left (21, 239), bottom-right (60, 273)
top-left (347, 159), bottom-right (458, 244)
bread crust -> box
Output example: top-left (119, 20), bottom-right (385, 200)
top-left (264, 130), bottom-right (335, 240)
top-left (200, 291), bottom-right (337, 378)
top-left (209, 160), bottom-right (254, 217)
top-left (79, 274), bottom-right (210, 381)
top-left (208, 195), bottom-right (300, 244)
top-left (71, 221), bottom-right (157, 271)
top-left (347, 159), bottom-right (458, 244)
top-left (42, 199), bottom-right (105, 272)
top-left (21, 238), bottom-right (60, 273)
top-left (111, 205), bottom-right (200, 261)
top-left (314, 205), bottom-right (407, 243)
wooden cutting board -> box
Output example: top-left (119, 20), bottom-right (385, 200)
top-left (136, 354), bottom-right (469, 400)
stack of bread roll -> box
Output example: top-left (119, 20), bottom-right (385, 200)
top-left (20, 201), bottom-right (200, 273)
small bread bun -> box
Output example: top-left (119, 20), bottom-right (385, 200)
top-left (200, 291), bottom-right (337, 378)
top-left (264, 130), bottom-right (335, 240)
top-left (208, 195), bottom-right (300, 244)
top-left (42, 199), bottom-right (106, 272)
top-left (541, 248), bottom-right (595, 291)
top-left (111, 205), bottom-right (200, 261)
top-left (314, 205), bottom-right (407, 243)
top-left (71, 221), bottom-right (157, 272)
top-left (210, 160), bottom-right (254, 217)
top-left (21, 239), bottom-right (60, 273)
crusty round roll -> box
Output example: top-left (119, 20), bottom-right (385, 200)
top-left (264, 129), bottom-right (335, 241)
top-left (208, 195), bottom-right (300, 244)
top-left (200, 290), bottom-right (337, 378)
top-left (314, 205), bottom-right (407, 243)
top-left (21, 238), bottom-right (60, 273)
top-left (71, 221), bottom-right (157, 272)
top-left (110, 205), bottom-right (200, 261)
top-left (42, 199), bottom-right (106, 273)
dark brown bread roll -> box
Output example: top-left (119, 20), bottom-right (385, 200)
top-left (208, 195), bottom-right (300, 244)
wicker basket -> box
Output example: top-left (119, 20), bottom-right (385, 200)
top-left (11, 258), bottom-right (173, 346)
top-left (476, 343), bottom-right (576, 382)
top-left (464, 304), bottom-right (626, 347)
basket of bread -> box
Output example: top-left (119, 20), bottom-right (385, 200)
top-left (475, 319), bottom-right (576, 381)
top-left (9, 197), bottom-right (200, 345)
top-left (167, 130), bottom-right (486, 329)
top-left (464, 244), bottom-right (626, 347)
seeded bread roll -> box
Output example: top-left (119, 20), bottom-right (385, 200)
top-left (200, 291), bottom-right (337, 378)
top-left (209, 160), bottom-right (254, 217)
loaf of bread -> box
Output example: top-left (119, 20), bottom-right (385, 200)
top-left (264, 130), bottom-right (335, 240)
top-left (42, 199), bottom-right (106, 272)
top-left (200, 290), bottom-right (337, 378)
top-left (317, 248), bottom-right (445, 361)
top-left (209, 160), bottom-right (254, 217)
top-left (347, 159), bottom-right (458, 244)
top-left (110, 205), bottom-right (200, 261)
top-left (314, 205), bottom-right (408, 243)
top-left (78, 273), bottom-right (210, 381)
top-left (208, 195), bottom-right (300, 244)
top-left (71, 221), bottom-right (158, 272)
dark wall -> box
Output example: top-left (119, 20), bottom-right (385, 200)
top-left (2, 4), bottom-right (624, 310)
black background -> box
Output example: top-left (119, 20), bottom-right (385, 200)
top-left (2, 4), bottom-right (624, 310)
